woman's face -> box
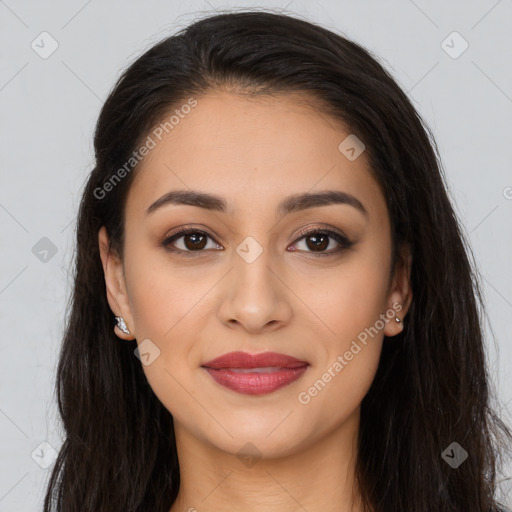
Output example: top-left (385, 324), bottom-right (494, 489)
top-left (99, 90), bottom-right (411, 458)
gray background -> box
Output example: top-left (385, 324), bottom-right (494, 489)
top-left (0, 0), bottom-right (511, 509)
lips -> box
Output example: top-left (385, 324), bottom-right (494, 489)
top-left (202, 351), bottom-right (308, 369)
top-left (202, 351), bottom-right (309, 395)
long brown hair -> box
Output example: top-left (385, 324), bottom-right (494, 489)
top-left (43, 10), bottom-right (511, 511)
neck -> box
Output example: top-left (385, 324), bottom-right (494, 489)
top-left (169, 409), bottom-right (365, 512)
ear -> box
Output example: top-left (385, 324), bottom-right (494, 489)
top-left (98, 226), bottom-right (135, 340)
top-left (383, 243), bottom-right (413, 337)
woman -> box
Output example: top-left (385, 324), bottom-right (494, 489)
top-left (43, 10), bottom-right (511, 512)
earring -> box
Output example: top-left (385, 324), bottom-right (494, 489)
top-left (395, 317), bottom-right (401, 324)
top-left (115, 316), bottom-right (130, 335)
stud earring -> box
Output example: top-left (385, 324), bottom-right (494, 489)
top-left (395, 317), bottom-right (401, 324)
top-left (115, 316), bottom-right (130, 335)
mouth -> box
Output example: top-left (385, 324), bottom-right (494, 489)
top-left (201, 351), bottom-right (310, 395)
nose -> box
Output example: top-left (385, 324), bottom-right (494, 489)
top-left (217, 244), bottom-right (293, 334)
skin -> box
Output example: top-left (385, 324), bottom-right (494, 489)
top-left (98, 90), bottom-right (412, 512)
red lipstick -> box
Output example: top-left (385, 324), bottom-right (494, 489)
top-left (202, 351), bottom-right (309, 395)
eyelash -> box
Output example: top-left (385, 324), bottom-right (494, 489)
top-left (161, 226), bottom-right (354, 258)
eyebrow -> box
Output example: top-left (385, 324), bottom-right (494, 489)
top-left (146, 189), bottom-right (368, 218)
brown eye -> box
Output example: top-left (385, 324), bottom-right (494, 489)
top-left (304, 232), bottom-right (330, 251)
top-left (291, 229), bottom-right (353, 255)
top-left (161, 229), bottom-right (222, 256)
top-left (182, 232), bottom-right (207, 250)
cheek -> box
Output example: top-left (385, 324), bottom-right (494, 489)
top-left (296, 335), bottom-right (383, 441)
top-left (296, 251), bottom-right (391, 346)
top-left (294, 262), bottom-right (389, 423)
top-left (293, 247), bottom-right (390, 407)
top-left (122, 248), bottom-right (211, 415)
top-left (124, 243), bottom-right (205, 338)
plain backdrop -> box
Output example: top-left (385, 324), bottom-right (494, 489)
top-left (0, 0), bottom-right (511, 509)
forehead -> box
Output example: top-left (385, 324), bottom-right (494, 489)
top-left (126, 90), bottom-right (387, 222)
